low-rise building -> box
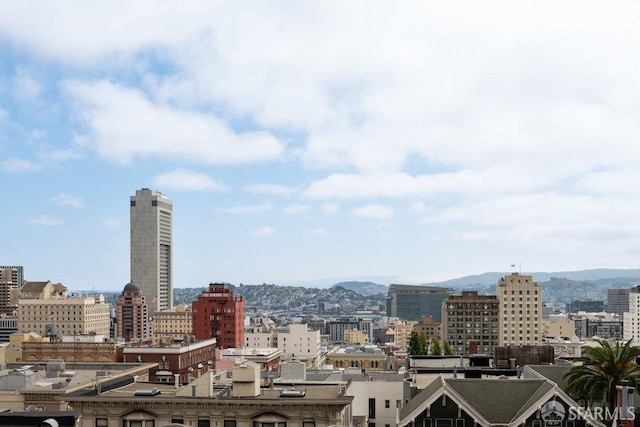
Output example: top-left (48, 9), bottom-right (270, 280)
top-left (152, 304), bottom-right (193, 342)
top-left (325, 345), bottom-right (388, 370)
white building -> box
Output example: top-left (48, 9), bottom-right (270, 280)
top-left (130, 188), bottom-right (173, 312)
top-left (278, 324), bottom-right (321, 366)
top-left (623, 285), bottom-right (640, 342)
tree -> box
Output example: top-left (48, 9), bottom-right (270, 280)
top-left (418, 332), bottom-right (428, 354)
top-left (443, 340), bottom-right (454, 355)
top-left (408, 330), bottom-right (422, 355)
top-left (564, 339), bottom-right (640, 416)
top-left (431, 337), bottom-right (442, 355)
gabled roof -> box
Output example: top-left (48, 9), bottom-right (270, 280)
top-left (398, 375), bottom-right (606, 427)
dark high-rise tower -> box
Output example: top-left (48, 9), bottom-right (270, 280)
top-left (130, 188), bottom-right (173, 312)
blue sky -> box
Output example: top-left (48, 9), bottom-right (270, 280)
top-left (2, 2), bottom-right (640, 293)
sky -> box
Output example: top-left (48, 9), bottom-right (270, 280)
top-left (2, 1), bottom-right (640, 293)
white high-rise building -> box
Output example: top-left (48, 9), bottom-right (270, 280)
top-left (623, 285), bottom-right (640, 342)
top-left (130, 188), bottom-right (173, 312)
top-left (497, 272), bottom-right (542, 346)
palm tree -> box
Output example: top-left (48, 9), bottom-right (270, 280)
top-left (564, 339), bottom-right (640, 413)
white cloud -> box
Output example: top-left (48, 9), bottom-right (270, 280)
top-left (283, 203), bottom-right (310, 214)
top-left (409, 201), bottom-right (428, 214)
top-left (153, 169), bottom-right (227, 192)
top-left (219, 202), bottom-right (274, 214)
top-left (51, 193), bottom-right (85, 208)
top-left (351, 204), bottom-right (394, 220)
top-left (253, 226), bottom-right (275, 237)
top-left (244, 183), bottom-right (296, 196)
top-left (13, 68), bottom-right (41, 100)
top-left (320, 203), bottom-right (340, 215)
top-left (63, 80), bottom-right (285, 165)
top-left (310, 227), bottom-right (327, 237)
top-left (0, 158), bottom-right (40, 172)
top-left (28, 215), bottom-right (63, 226)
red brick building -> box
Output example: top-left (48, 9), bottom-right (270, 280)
top-left (192, 283), bottom-right (245, 348)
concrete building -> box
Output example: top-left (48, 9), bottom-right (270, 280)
top-left (607, 287), bottom-right (630, 315)
top-left (624, 285), bottom-right (640, 342)
top-left (277, 323), bottom-right (321, 367)
top-left (63, 365), bottom-right (353, 427)
top-left (0, 266), bottom-right (22, 316)
top-left (393, 321), bottom-right (415, 349)
top-left (0, 316), bottom-right (18, 342)
top-left (116, 282), bottom-right (151, 341)
top-left (573, 313), bottom-right (623, 340)
top-left (152, 304), bottom-right (192, 342)
top-left (325, 345), bottom-right (388, 370)
top-left (497, 273), bottom-right (542, 346)
top-left (344, 329), bottom-right (368, 345)
top-left (130, 188), bottom-right (173, 312)
top-left (442, 291), bottom-right (499, 356)
top-left (192, 283), bottom-right (245, 347)
top-left (386, 284), bottom-right (452, 322)
top-left (17, 281), bottom-right (110, 339)
top-left (327, 318), bottom-right (373, 343)
top-left (542, 315), bottom-right (575, 340)
top-left (0, 265), bottom-right (24, 287)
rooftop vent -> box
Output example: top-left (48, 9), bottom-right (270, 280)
top-left (280, 390), bottom-right (305, 398)
top-left (134, 388), bottom-right (161, 396)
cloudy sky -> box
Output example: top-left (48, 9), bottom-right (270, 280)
top-left (2, 1), bottom-right (640, 292)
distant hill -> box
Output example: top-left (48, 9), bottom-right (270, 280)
top-left (330, 281), bottom-right (387, 296)
top-left (423, 268), bottom-right (640, 288)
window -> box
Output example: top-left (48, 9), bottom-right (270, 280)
top-left (171, 419), bottom-right (184, 425)
top-left (369, 398), bottom-right (376, 418)
top-left (385, 400), bottom-right (390, 408)
top-left (303, 422), bottom-right (315, 427)
top-left (224, 421), bottom-right (236, 427)
top-left (96, 419), bottom-right (108, 427)
top-left (198, 421), bottom-right (211, 427)
top-left (396, 399), bottom-right (402, 408)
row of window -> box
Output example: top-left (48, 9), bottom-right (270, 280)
top-left (103, 419), bottom-right (314, 427)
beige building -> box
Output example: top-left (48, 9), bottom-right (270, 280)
top-left (17, 281), bottom-right (111, 339)
top-left (393, 321), bottom-right (414, 349)
top-left (344, 329), bottom-right (368, 345)
top-left (6, 332), bottom-right (50, 362)
top-left (497, 273), bottom-right (542, 346)
top-left (413, 315), bottom-right (441, 342)
top-left (64, 361), bottom-right (353, 427)
top-left (153, 304), bottom-right (192, 341)
top-left (325, 346), bottom-right (387, 370)
top-left (442, 291), bottom-right (499, 356)
top-left (543, 316), bottom-right (575, 340)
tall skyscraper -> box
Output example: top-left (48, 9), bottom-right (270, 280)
top-left (130, 188), bottom-right (173, 312)
top-left (116, 282), bottom-right (150, 342)
top-left (497, 273), bottom-right (542, 346)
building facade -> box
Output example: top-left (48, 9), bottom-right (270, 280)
top-left (607, 287), bottom-right (630, 315)
top-left (277, 323), bottom-right (321, 367)
top-left (192, 283), bottom-right (245, 347)
top-left (153, 304), bottom-right (192, 342)
top-left (116, 282), bottom-right (150, 342)
top-left (130, 188), bottom-right (173, 312)
top-left (386, 284), bottom-right (452, 322)
top-left (496, 273), bottom-right (542, 346)
top-left (0, 266), bottom-right (22, 316)
top-left (566, 299), bottom-right (605, 313)
top-left (413, 315), bottom-right (441, 342)
top-left (442, 291), bottom-right (499, 356)
top-left (623, 285), bottom-right (640, 342)
top-left (17, 281), bottom-right (110, 339)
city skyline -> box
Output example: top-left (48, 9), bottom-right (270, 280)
top-left (2, 3), bottom-right (640, 292)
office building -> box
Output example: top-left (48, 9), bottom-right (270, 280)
top-left (0, 265), bottom-right (24, 288)
top-left (386, 284), bottom-right (451, 321)
top-left (17, 281), bottom-right (110, 339)
top-left (573, 314), bottom-right (623, 340)
top-left (413, 315), bottom-right (441, 342)
top-left (566, 299), bottom-right (604, 313)
top-left (327, 318), bottom-right (373, 343)
top-left (0, 266), bottom-right (21, 316)
top-left (277, 323), bottom-right (321, 367)
top-left (153, 304), bottom-right (193, 342)
top-left (623, 285), bottom-right (640, 343)
top-left (192, 283), bottom-right (245, 347)
top-left (607, 287), bottom-right (630, 314)
top-left (442, 291), bottom-right (499, 355)
top-left (130, 188), bottom-right (173, 312)
top-left (496, 273), bottom-right (542, 346)
top-left (116, 282), bottom-right (150, 341)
